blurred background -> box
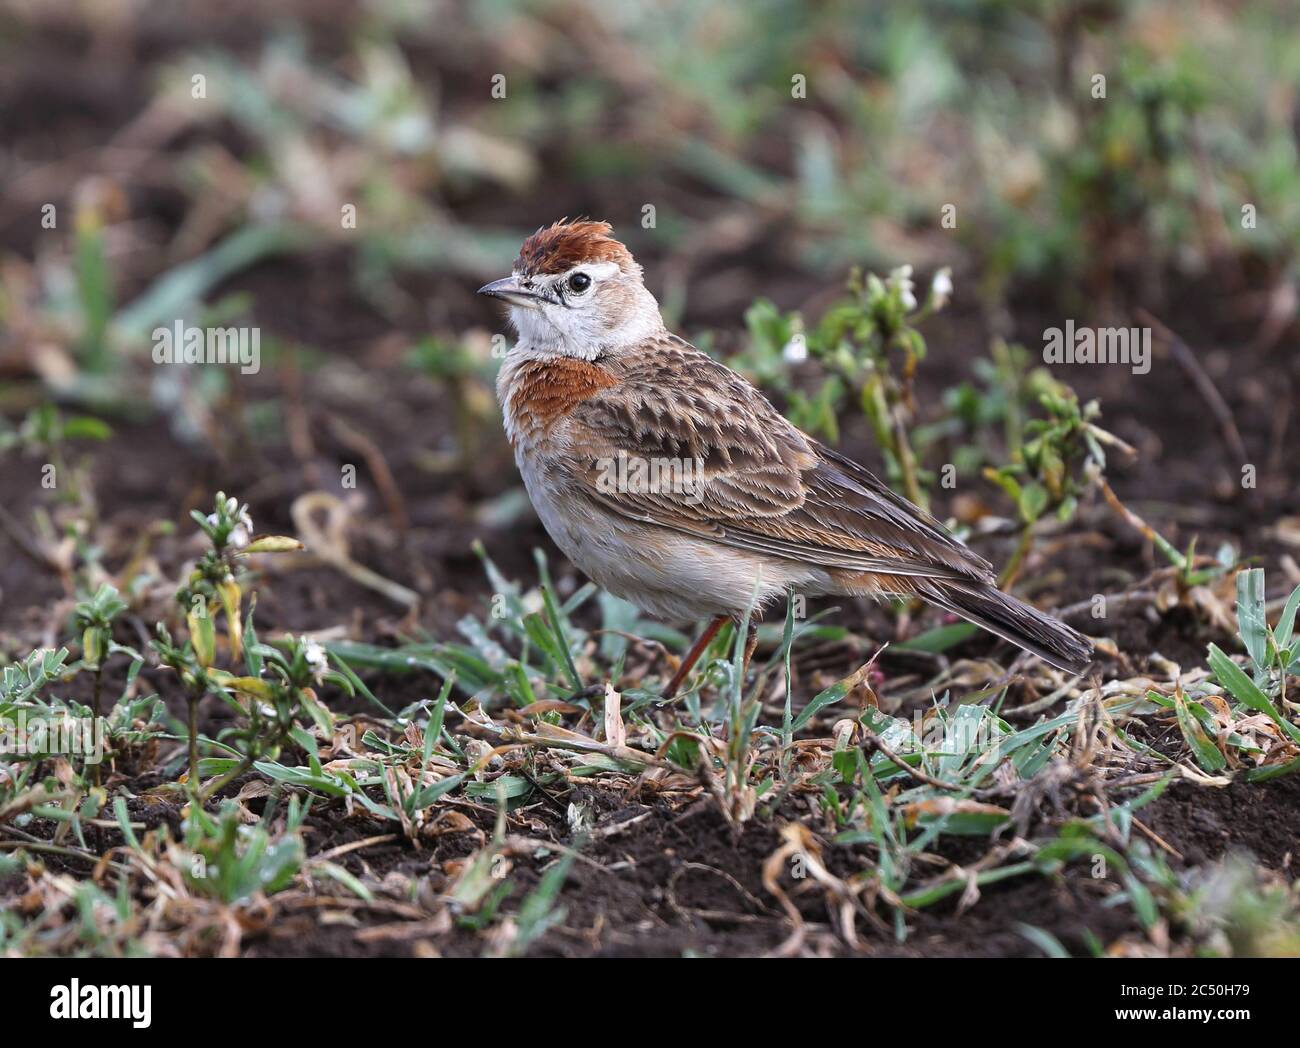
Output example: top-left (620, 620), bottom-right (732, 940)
top-left (1, 0), bottom-right (1298, 649)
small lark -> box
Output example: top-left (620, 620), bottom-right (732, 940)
top-left (481, 220), bottom-right (1092, 695)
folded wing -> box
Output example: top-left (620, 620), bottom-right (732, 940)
top-left (566, 335), bottom-right (995, 585)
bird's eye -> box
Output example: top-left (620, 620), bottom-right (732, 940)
top-left (567, 271), bottom-right (591, 293)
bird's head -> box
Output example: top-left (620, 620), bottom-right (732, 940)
top-left (477, 220), bottom-right (662, 358)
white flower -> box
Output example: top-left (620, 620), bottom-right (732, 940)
top-left (930, 268), bottom-right (953, 310)
top-left (782, 334), bottom-right (808, 363)
top-left (208, 497), bottom-right (253, 548)
top-left (228, 505), bottom-right (254, 549)
top-left (303, 638), bottom-right (329, 682)
top-left (890, 264), bottom-right (917, 311)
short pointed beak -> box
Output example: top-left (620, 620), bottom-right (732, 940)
top-left (477, 276), bottom-right (542, 309)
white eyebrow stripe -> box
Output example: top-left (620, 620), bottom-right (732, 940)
top-left (567, 261), bottom-right (621, 281)
top-left (509, 260), bottom-right (622, 287)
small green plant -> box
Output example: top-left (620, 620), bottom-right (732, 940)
top-left (0, 648), bottom-right (70, 710)
top-left (0, 650), bottom-right (74, 816)
top-left (1, 636), bottom-right (162, 850)
top-left (71, 583), bottom-right (136, 784)
top-left (0, 404), bottom-right (110, 508)
top-left (1204, 569), bottom-right (1300, 771)
top-left (72, 584), bottom-right (130, 722)
top-left (173, 796), bottom-right (307, 905)
top-left (954, 345), bottom-right (1237, 600)
top-left (1216, 568), bottom-right (1300, 696)
top-left (1152, 569), bottom-right (1300, 779)
top-left (982, 383), bottom-right (1142, 588)
top-left (150, 492), bottom-right (309, 799)
top-left (940, 340), bottom-right (1059, 476)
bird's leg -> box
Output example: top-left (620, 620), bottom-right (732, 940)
top-left (661, 614), bottom-right (728, 699)
top-left (742, 618), bottom-right (759, 679)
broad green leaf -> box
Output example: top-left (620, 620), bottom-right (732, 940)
top-left (1173, 692), bottom-right (1226, 772)
top-left (1207, 643), bottom-right (1300, 744)
top-left (792, 664), bottom-right (869, 731)
top-left (1236, 569), bottom-right (1269, 672)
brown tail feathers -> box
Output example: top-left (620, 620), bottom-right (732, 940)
top-left (918, 578), bottom-right (1093, 673)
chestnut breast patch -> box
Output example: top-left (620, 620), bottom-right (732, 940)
top-left (506, 357), bottom-right (620, 443)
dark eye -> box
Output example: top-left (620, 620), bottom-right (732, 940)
top-left (568, 271), bottom-right (591, 293)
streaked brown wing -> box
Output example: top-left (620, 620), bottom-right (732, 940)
top-left (566, 336), bottom-right (994, 583)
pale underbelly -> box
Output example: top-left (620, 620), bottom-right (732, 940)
top-left (520, 462), bottom-right (834, 622)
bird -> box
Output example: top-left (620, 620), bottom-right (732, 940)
top-left (479, 219), bottom-right (1092, 697)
